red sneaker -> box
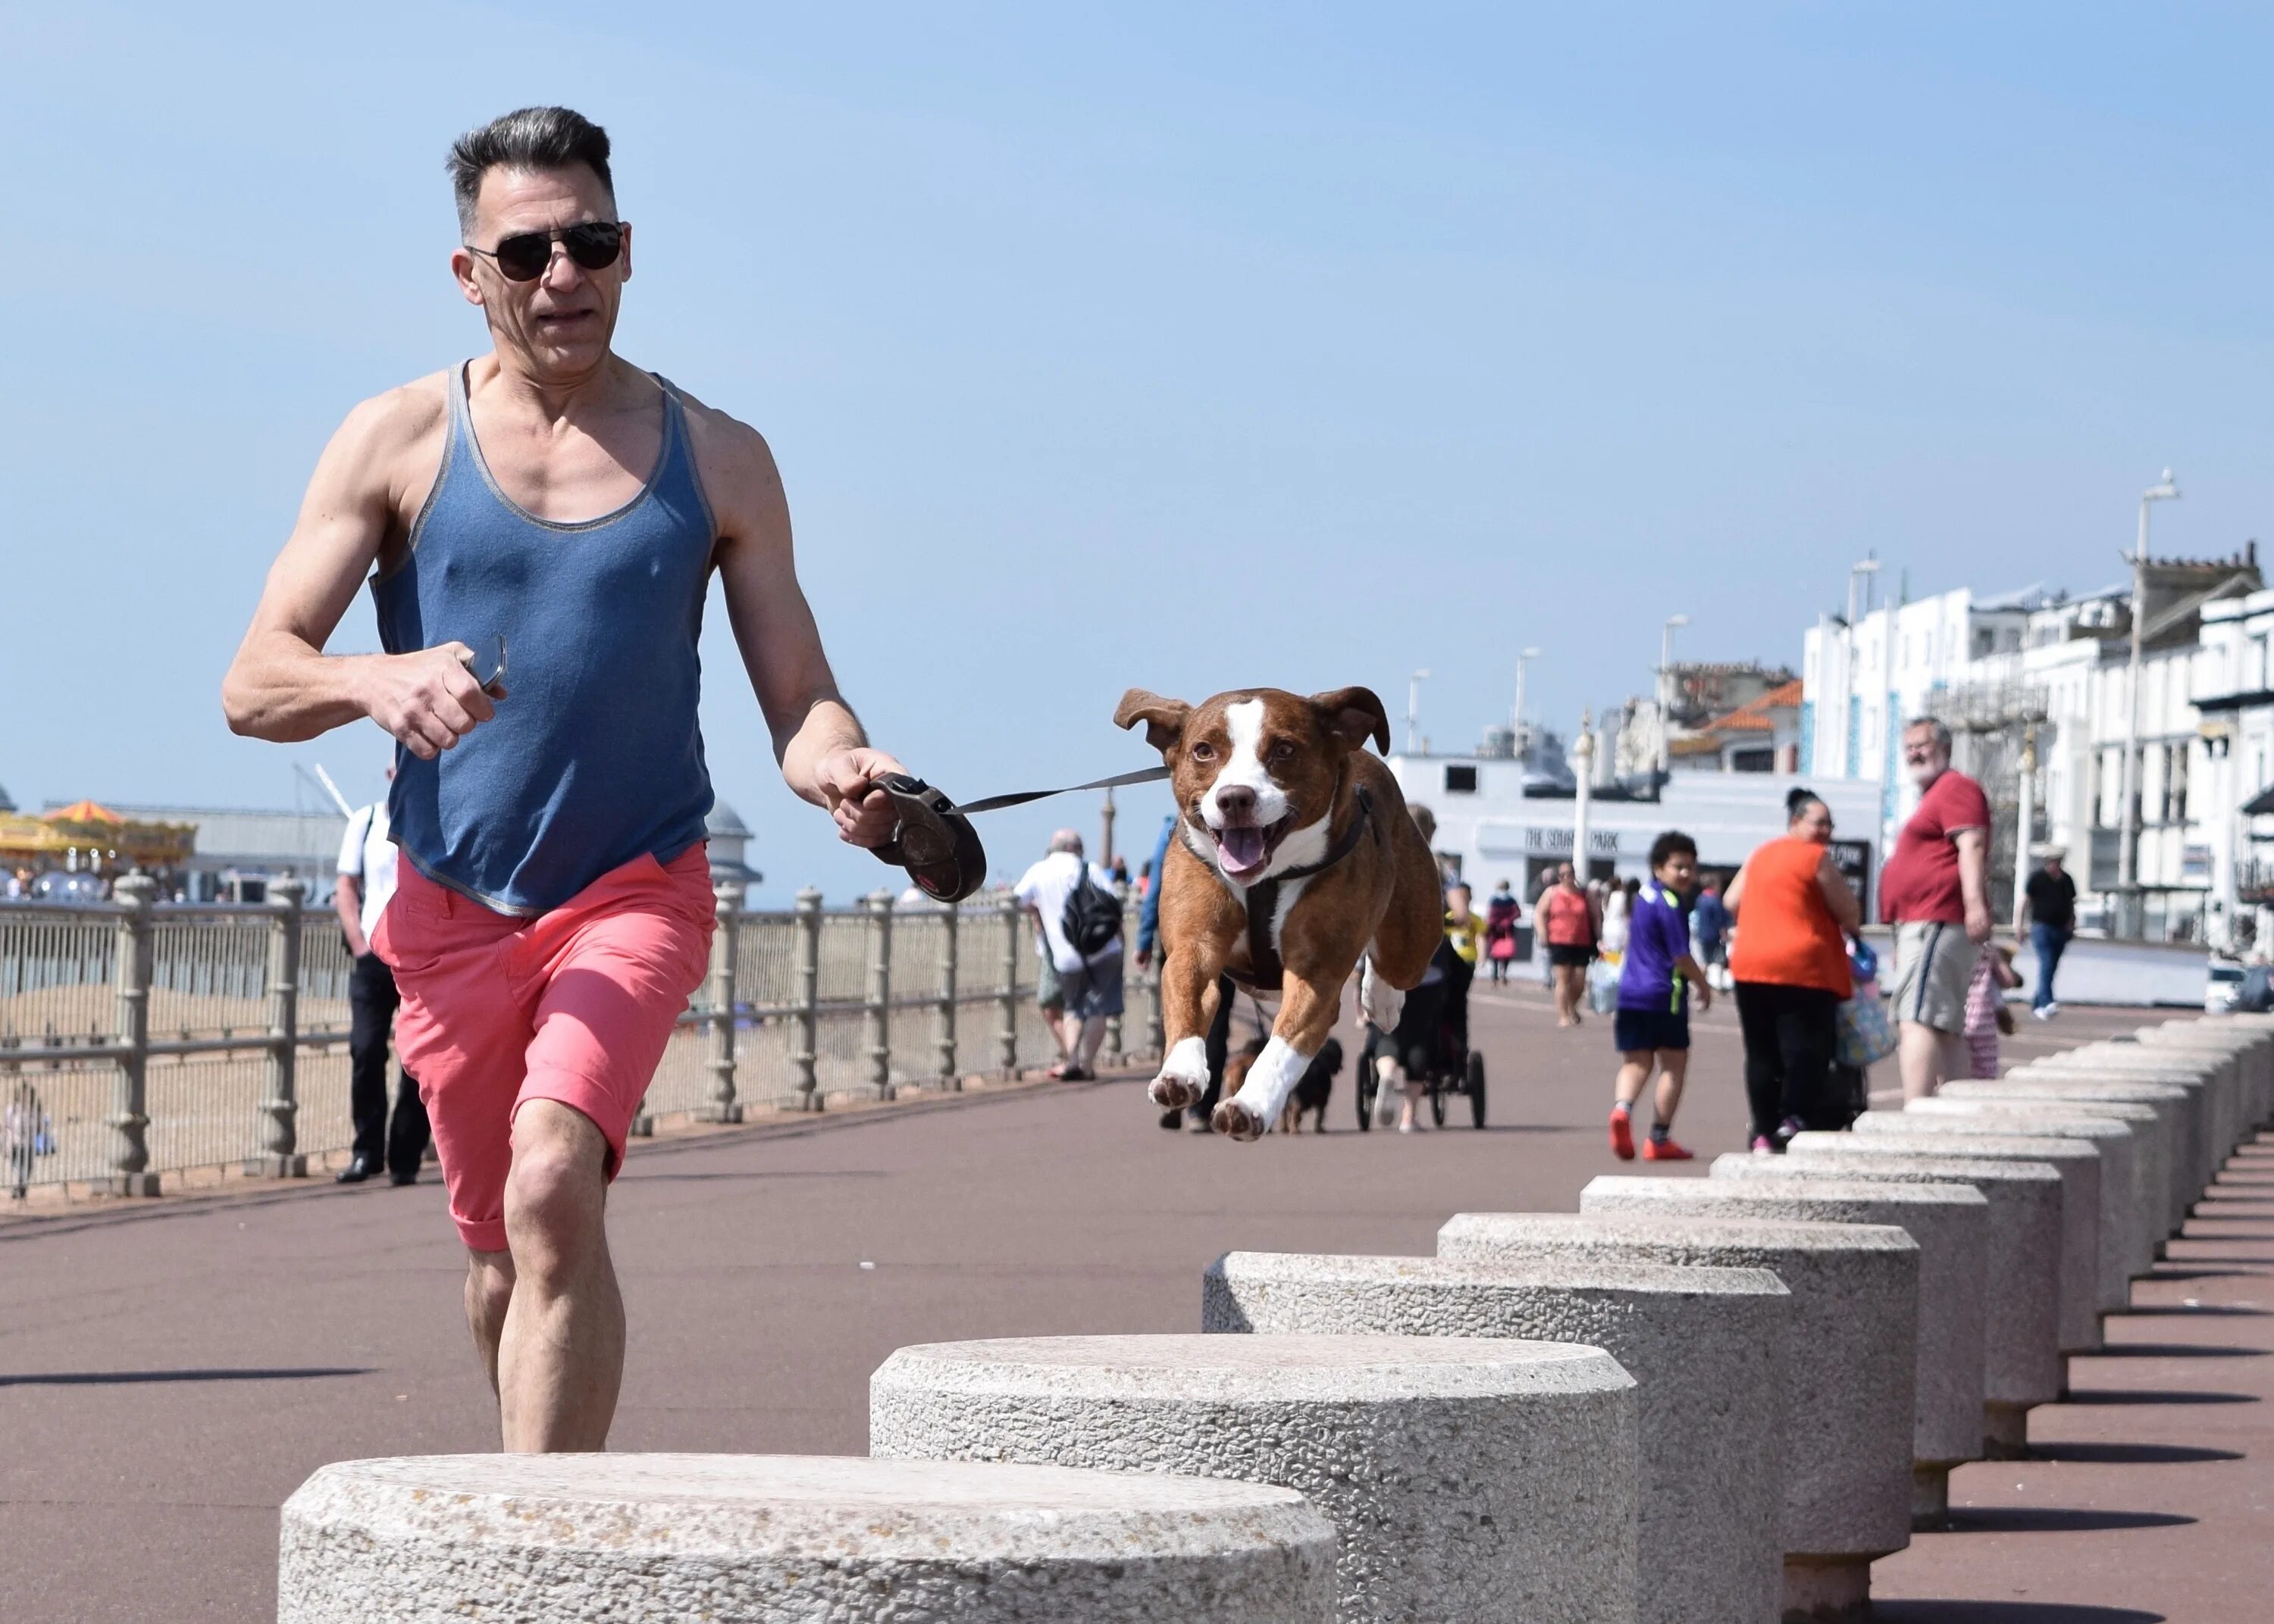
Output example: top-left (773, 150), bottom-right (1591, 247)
top-left (1641, 1136), bottom-right (1694, 1161)
top-left (1608, 1108), bottom-right (1635, 1161)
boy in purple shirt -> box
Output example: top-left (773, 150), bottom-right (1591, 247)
top-left (1609, 831), bottom-right (1713, 1160)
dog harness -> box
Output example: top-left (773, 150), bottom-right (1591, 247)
top-left (1220, 785), bottom-right (1379, 993)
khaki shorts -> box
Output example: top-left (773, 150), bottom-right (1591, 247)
top-left (1890, 921), bottom-right (1981, 1034)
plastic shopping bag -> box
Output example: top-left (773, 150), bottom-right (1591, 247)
top-left (1586, 955), bottom-right (1622, 1015)
top-left (1836, 978), bottom-right (1898, 1069)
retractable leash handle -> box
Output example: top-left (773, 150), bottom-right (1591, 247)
top-left (866, 766), bottom-right (1173, 904)
top-left (870, 774), bottom-right (989, 903)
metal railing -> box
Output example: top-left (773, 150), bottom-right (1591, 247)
top-left (2, 882), bottom-right (1161, 1197)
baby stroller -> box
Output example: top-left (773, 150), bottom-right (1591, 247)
top-left (1355, 940), bottom-right (1486, 1130)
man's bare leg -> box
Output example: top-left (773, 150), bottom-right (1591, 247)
top-left (1898, 1020), bottom-right (1948, 1103)
top-left (493, 1100), bottom-right (623, 1451)
top-left (1076, 1015), bottom-right (1108, 1068)
top-left (465, 1248), bottom-right (515, 1394)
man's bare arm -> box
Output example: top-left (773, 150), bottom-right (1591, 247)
top-left (335, 874), bottom-right (368, 959)
top-left (1953, 825), bottom-right (1992, 943)
top-left (1815, 850), bottom-right (1862, 933)
top-left (703, 408), bottom-right (901, 846)
top-left (221, 386), bottom-right (497, 760)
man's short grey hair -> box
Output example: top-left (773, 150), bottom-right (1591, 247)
top-left (448, 106), bottom-right (614, 236)
top-left (1906, 715), bottom-right (1954, 753)
top-left (1048, 829), bottom-right (1084, 856)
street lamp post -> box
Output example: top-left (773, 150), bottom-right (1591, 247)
top-left (1846, 554), bottom-right (1884, 820)
top-left (1656, 615), bottom-right (1690, 777)
top-left (2117, 469), bottom-right (2182, 936)
top-left (1573, 709), bottom-right (1596, 881)
top-left (2013, 724), bottom-right (2038, 936)
top-left (1407, 669), bottom-right (1431, 756)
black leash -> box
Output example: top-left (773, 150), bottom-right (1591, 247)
top-left (869, 766), bottom-right (1171, 904)
top-left (953, 765), bottom-right (1172, 815)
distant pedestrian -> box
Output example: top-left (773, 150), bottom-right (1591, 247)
top-left (1725, 789), bottom-right (1860, 1151)
top-left (2021, 849), bottom-right (2077, 1019)
top-left (1539, 862), bottom-right (1599, 1027)
top-left (1881, 718), bottom-right (1994, 1100)
top-left (1015, 830), bottom-right (1126, 1083)
top-left (1483, 878), bottom-right (1521, 984)
top-left (1110, 856), bottom-right (1130, 887)
top-left (5, 1080), bottom-right (50, 1198)
top-left (1608, 832), bottom-right (1712, 1162)
top-left (1442, 884), bottom-right (1484, 1053)
top-left (1599, 878), bottom-right (1633, 956)
top-left (1691, 882), bottom-right (1731, 975)
top-left (335, 775), bottom-right (431, 1186)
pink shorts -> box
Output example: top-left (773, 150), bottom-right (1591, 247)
top-left (374, 845), bottom-right (714, 1251)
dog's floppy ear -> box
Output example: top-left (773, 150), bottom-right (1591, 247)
top-left (1114, 688), bottom-right (1191, 754)
top-left (1310, 687), bottom-right (1391, 754)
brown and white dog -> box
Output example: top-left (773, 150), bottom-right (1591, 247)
top-left (1113, 685), bottom-right (1440, 1141)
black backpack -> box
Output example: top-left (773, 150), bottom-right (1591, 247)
top-left (1061, 861), bottom-right (1123, 961)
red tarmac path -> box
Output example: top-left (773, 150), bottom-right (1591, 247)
top-left (2, 983), bottom-right (2266, 1621)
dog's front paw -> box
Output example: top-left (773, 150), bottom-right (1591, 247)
top-left (1211, 1098), bottom-right (1267, 1141)
top-left (1150, 1075), bottom-right (1200, 1109)
top-left (1148, 1036), bottom-right (1209, 1112)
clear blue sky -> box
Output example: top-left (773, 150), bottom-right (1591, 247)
top-left (6, 3), bottom-right (2272, 903)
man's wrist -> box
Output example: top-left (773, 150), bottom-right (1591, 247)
top-left (337, 652), bottom-right (381, 719)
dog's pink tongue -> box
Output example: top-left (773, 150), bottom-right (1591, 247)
top-left (1220, 825), bottom-right (1267, 871)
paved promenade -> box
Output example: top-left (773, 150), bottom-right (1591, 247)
top-left (2, 984), bottom-right (2264, 1621)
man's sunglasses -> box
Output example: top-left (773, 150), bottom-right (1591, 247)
top-left (465, 221), bottom-right (625, 283)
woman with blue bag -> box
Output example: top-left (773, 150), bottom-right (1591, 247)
top-left (1724, 789), bottom-right (1864, 1151)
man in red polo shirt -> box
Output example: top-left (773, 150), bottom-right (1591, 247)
top-left (1878, 717), bottom-right (1994, 1100)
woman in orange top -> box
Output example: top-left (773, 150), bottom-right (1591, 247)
top-left (1724, 789), bottom-right (1862, 1151)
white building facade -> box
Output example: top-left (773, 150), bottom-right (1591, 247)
top-left (1392, 751), bottom-right (1884, 909)
top-left (1797, 556), bottom-right (2260, 947)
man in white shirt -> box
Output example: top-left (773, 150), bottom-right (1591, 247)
top-left (336, 775), bottom-right (431, 1184)
top-left (1013, 830), bottom-right (1126, 1082)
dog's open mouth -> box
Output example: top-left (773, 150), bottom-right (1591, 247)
top-left (1214, 817), bottom-right (1291, 880)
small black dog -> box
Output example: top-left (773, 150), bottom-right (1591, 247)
top-left (1225, 1035), bottom-right (1344, 1134)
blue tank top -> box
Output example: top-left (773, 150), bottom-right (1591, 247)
top-left (373, 363), bottom-right (716, 915)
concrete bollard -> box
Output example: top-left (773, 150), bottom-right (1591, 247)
top-left (2131, 1024), bottom-right (2268, 1143)
top-left (1709, 1151), bottom-right (2061, 1456)
top-left (1577, 1175), bottom-right (1985, 1529)
top-left (2014, 1050), bottom-right (2225, 1205)
top-left (1853, 1109), bottom-right (2135, 1317)
top-left (872, 1334), bottom-right (1639, 1624)
top-left (1787, 1131), bottom-right (2102, 1357)
top-left (2140, 1019), bottom-right (2274, 1129)
top-left (1899, 1100), bottom-right (2161, 1282)
top-left (279, 1453), bottom-right (1339, 1624)
top-left (1438, 1211), bottom-right (1914, 1622)
top-left (1937, 1078), bottom-right (2194, 1241)
top-left (1203, 1250), bottom-right (1787, 1624)
top-left (2122, 1026), bottom-right (2258, 1125)
top-left (2138, 1030), bottom-right (2269, 1138)
top-left (2021, 1044), bottom-right (2239, 1181)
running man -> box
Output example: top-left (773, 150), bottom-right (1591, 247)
top-left (222, 108), bottom-right (908, 1450)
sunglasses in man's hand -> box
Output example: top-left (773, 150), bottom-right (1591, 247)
top-left (460, 634), bottom-right (508, 699)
